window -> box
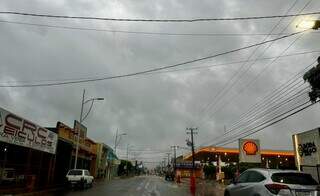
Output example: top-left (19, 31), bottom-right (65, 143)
top-left (68, 170), bottom-right (83, 176)
top-left (247, 171), bottom-right (266, 183)
top-left (271, 173), bottom-right (318, 185)
top-left (85, 170), bottom-right (90, 176)
top-left (238, 171), bottom-right (250, 183)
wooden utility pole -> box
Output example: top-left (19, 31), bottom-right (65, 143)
top-left (186, 127), bottom-right (198, 194)
top-left (186, 128), bottom-right (198, 171)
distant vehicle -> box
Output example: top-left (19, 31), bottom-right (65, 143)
top-left (66, 169), bottom-right (94, 189)
top-left (224, 168), bottom-right (319, 196)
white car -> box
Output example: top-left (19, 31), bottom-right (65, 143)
top-left (66, 169), bottom-right (94, 188)
top-left (224, 168), bottom-right (319, 196)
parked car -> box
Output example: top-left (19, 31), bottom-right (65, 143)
top-left (224, 168), bottom-right (319, 196)
top-left (66, 169), bottom-right (94, 189)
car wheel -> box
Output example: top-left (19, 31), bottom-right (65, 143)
top-left (81, 180), bottom-right (86, 189)
top-left (224, 191), bottom-right (230, 196)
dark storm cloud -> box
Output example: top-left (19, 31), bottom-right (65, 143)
top-left (1, 0), bottom-right (320, 165)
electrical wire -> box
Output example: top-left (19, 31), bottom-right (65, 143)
top-left (199, 60), bottom-right (317, 147)
top-left (215, 99), bottom-right (318, 146)
top-left (197, 0), bottom-right (300, 119)
top-left (198, 0), bottom-right (314, 124)
top-left (3, 50), bottom-right (319, 85)
top-left (201, 86), bottom-right (309, 146)
top-left (214, 95), bottom-right (310, 146)
top-left (226, 61), bottom-right (316, 130)
top-left (0, 30), bottom-right (306, 88)
top-left (0, 19), bottom-right (303, 37)
top-left (1, 11), bottom-right (320, 22)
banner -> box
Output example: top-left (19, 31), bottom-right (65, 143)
top-left (0, 107), bottom-right (58, 154)
top-left (239, 139), bottom-right (261, 163)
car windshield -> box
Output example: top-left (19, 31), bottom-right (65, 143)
top-left (1, 1), bottom-right (320, 196)
top-left (68, 170), bottom-right (83, 176)
top-left (271, 173), bottom-right (319, 185)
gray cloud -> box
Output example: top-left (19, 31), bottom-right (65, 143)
top-left (1, 0), bottom-right (320, 166)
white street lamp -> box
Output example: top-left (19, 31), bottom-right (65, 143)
top-left (74, 89), bottom-right (104, 169)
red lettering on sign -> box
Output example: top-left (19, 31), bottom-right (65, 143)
top-left (4, 125), bottom-right (16, 136)
top-left (4, 114), bottom-right (22, 136)
top-left (5, 113), bottom-right (22, 131)
top-left (38, 128), bottom-right (47, 145)
top-left (22, 120), bottom-right (36, 141)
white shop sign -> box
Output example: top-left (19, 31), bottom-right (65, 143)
top-left (0, 107), bottom-right (58, 154)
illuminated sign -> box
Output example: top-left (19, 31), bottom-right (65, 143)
top-left (0, 107), bottom-right (58, 154)
top-left (239, 139), bottom-right (261, 163)
top-left (243, 141), bottom-right (259, 155)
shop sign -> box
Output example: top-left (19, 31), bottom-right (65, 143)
top-left (0, 107), bottom-right (58, 154)
top-left (293, 128), bottom-right (320, 166)
top-left (74, 120), bottom-right (87, 139)
top-left (239, 139), bottom-right (261, 163)
top-left (298, 142), bottom-right (317, 157)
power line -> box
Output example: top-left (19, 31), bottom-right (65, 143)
top-left (201, 86), bottom-right (309, 146)
top-left (226, 61), bottom-right (316, 130)
top-left (0, 30), bottom-right (306, 88)
top-left (0, 19), bottom-right (305, 37)
top-left (226, 87), bottom-right (309, 135)
top-left (199, 60), bottom-right (316, 147)
top-left (205, 32), bottom-right (307, 121)
top-left (215, 99), bottom-right (318, 146)
top-left (214, 96), bottom-right (310, 146)
top-left (199, 0), bottom-right (314, 123)
top-left (2, 50), bottom-right (319, 85)
top-left (1, 11), bottom-right (320, 22)
top-left (197, 0), bottom-right (301, 121)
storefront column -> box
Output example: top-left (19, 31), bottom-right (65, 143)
top-left (218, 155), bottom-right (222, 173)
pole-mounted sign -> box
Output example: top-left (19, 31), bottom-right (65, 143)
top-left (239, 139), bottom-right (261, 163)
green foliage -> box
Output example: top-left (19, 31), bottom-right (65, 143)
top-left (117, 160), bottom-right (133, 176)
top-left (203, 163), bottom-right (216, 179)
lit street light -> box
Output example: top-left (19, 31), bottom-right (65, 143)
top-left (74, 89), bottom-right (104, 169)
top-left (296, 20), bottom-right (320, 30)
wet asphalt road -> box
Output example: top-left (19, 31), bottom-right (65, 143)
top-left (52, 175), bottom-right (192, 196)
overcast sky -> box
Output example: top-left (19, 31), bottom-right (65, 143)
top-left (1, 0), bottom-right (320, 167)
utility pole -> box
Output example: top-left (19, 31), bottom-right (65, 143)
top-left (166, 153), bottom-right (171, 167)
top-left (171, 146), bottom-right (179, 172)
top-left (186, 127), bottom-right (198, 171)
top-left (74, 90), bottom-right (104, 169)
top-left (186, 127), bottom-right (198, 193)
top-left (114, 128), bottom-right (118, 153)
top-left (126, 144), bottom-right (129, 176)
top-left (114, 129), bottom-right (127, 155)
top-left (74, 90), bottom-right (85, 169)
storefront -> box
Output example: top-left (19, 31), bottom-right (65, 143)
top-left (183, 146), bottom-right (295, 179)
top-left (0, 107), bottom-right (58, 192)
top-left (54, 121), bottom-right (97, 176)
top-left (175, 162), bottom-right (202, 178)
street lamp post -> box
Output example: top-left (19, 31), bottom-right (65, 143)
top-left (74, 89), bottom-right (104, 169)
top-left (114, 129), bottom-right (127, 155)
